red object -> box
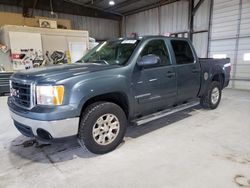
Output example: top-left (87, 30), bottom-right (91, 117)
top-left (11, 53), bottom-right (21, 60)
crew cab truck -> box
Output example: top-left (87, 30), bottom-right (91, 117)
top-left (8, 36), bottom-right (231, 154)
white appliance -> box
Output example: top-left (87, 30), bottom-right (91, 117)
top-left (0, 25), bottom-right (89, 71)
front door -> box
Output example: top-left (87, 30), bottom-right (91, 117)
top-left (132, 39), bottom-right (177, 116)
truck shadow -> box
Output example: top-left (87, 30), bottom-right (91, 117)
top-left (8, 105), bottom-right (201, 164)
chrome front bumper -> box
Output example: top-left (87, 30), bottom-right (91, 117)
top-left (10, 111), bottom-right (79, 139)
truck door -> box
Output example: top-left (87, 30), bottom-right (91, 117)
top-left (132, 39), bottom-right (177, 116)
top-left (170, 39), bottom-right (201, 101)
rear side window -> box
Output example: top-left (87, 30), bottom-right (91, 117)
top-left (171, 40), bottom-right (195, 65)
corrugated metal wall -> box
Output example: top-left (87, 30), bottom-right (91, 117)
top-left (124, 1), bottom-right (189, 36)
top-left (209, 0), bottom-right (250, 90)
top-left (0, 4), bottom-right (119, 40)
top-left (193, 32), bottom-right (209, 57)
top-left (192, 0), bottom-right (211, 58)
top-left (125, 8), bottom-right (159, 35)
top-left (124, 0), bottom-right (209, 58)
top-left (36, 11), bottom-right (120, 40)
top-left (0, 4), bottom-right (22, 13)
top-left (160, 1), bottom-right (189, 34)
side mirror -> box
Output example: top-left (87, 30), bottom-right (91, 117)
top-left (137, 54), bottom-right (160, 67)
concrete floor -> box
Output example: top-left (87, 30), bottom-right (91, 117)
top-left (0, 89), bottom-right (250, 188)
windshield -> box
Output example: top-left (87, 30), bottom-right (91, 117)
top-left (78, 39), bottom-right (139, 65)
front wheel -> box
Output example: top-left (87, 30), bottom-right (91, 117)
top-left (200, 81), bottom-right (222, 109)
top-left (78, 102), bottom-right (127, 154)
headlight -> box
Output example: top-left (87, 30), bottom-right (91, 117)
top-left (36, 85), bottom-right (64, 105)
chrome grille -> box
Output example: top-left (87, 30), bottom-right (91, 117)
top-left (11, 81), bottom-right (31, 108)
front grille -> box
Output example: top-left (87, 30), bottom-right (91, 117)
top-left (11, 81), bottom-right (31, 108)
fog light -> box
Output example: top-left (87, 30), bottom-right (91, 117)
top-left (37, 129), bottom-right (52, 140)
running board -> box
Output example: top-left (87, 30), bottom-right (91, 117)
top-left (133, 100), bottom-right (200, 126)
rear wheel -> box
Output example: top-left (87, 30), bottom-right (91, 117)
top-left (200, 81), bottom-right (222, 109)
top-left (78, 102), bottom-right (127, 154)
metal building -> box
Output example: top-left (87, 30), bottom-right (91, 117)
top-left (0, 1), bottom-right (250, 187)
top-left (0, 0), bottom-right (249, 89)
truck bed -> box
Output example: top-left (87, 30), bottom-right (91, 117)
top-left (198, 58), bottom-right (231, 97)
top-left (199, 57), bottom-right (230, 65)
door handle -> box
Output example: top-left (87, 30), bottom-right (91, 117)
top-left (166, 72), bottom-right (175, 78)
top-left (192, 69), bottom-right (201, 73)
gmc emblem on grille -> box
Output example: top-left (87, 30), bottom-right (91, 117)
top-left (11, 88), bottom-right (19, 98)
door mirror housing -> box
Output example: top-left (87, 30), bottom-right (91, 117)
top-left (137, 54), bottom-right (160, 67)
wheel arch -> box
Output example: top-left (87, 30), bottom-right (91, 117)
top-left (80, 92), bottom-right (130, 119)
top-left (211, 73), bottom-right (225, 89)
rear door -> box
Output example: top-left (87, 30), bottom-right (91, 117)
top-left (169, 39), bottom-right (201, 101)
top-left (132, 39), bottom-right (177, 116)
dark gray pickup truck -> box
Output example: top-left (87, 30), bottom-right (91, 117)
top-left (8, 36), bottom-right (231, 154)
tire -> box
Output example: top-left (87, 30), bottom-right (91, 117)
top-left (78, 102), bottom-right (127, 154)
top-left (200, 81), bottom-right (222, 109)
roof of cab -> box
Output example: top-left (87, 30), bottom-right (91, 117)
top-left (107, 35), bottom-right (190, 43)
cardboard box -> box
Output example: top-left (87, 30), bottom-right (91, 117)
top-left (0, 12), bottom-right (71, 29)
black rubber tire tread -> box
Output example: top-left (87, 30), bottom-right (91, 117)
top-left (78, 102), bottom-right (127, 154)
top-left (200, 81), bottom-right (222, 109)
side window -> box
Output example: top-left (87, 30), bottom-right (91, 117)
top-left (140, 40), bottom-right (171, 66)
top-left (171, 40), bottom-right (195, 65)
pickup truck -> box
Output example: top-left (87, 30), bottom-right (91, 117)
top-left (8, 36), bottom-right (231, 154)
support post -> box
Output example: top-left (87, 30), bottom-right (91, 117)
top-left (188, 0), bottom-right (194, 41)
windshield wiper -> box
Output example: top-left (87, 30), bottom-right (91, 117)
top-left (75, 59), bottom-right (109, 65)
top-left (88, 60), bottom-right (109, 65)
top-left (75, 59), bottom-right (84, 63)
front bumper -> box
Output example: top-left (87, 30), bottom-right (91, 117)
top-left (10, 111), bottom-right (79, 141)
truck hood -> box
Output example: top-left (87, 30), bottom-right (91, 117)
top-left (12, 63), bottom-right (119, 82)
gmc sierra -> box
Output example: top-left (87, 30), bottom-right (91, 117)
top-left (8, 36), bottom-right (231, 154)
